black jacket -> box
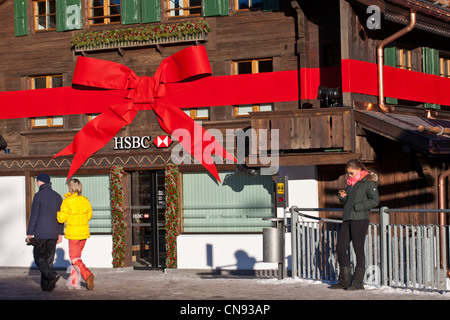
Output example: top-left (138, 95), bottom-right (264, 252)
top-left (339, 177), bottom-right (379, 221)
top-left (27, 183), bottom-right (64, 239)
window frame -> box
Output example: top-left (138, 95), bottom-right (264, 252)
top-left (233, 58), bottom-right (273, 117)
top-left (33, 0), bottom-right (57, 32)
top-left (235, 0), bottom-right (262, 11)
top-left (396, 47), bottom-right (412, 71)
top-left (30, 74), bottom-right (64, 128)
top-left (166, 0), bottom-right (202, 18)
top-left (440, 55), bottom-right (450, 78)
top-left (88, 0), bottom-right (121, 26)
top-left (183, 108), bottom-right (210, 120)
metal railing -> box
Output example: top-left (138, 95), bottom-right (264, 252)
top-left (289, 206), bottom-right (450, 292)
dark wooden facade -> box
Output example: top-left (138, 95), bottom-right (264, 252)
top-left (1, 0), bottom-right (450, 229)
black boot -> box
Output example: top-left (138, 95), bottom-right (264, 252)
top-left (329, 266), bottom-right (352, 289)
top-left (347, 267), bottom-right (365, 290)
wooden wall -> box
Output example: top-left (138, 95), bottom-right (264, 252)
top-left (0, 0), bottom-right (300, 161)
top-left (318, 132), bottom-right (448, 225)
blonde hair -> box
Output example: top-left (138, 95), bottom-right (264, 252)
top-left (67, 178), bottom-right (82, 195)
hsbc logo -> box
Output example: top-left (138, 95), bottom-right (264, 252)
top-left (153, 135), bottom-right (172, 148)
top-left (113, 135), bottom-right (172, 150)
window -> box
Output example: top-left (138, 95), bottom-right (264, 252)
top-left (88, 0), bottom-right (121, 25)
top-left (236, 0), bottom-right (262, 10)
top-left (233, 58), bottom-right (273, 116)
top-left (30, 75), bottom-right (64, 128)
top-left (440, 56), bottom-right (450, 78)
top-left (33, 0), bottom-right (56, 31)
top-left (182, 171), bottom-right (274, 233)
top-left (166, 0), bottom-right (202, 18)
top-left (43, 175), bottom-right (112, 234)
top-left (396, 47), bottom-right (412, 71)
top-left (183, 108), bottom-right (209, 120)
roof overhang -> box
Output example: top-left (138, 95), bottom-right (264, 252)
top-left (355, 110), bottom-right (450, 155)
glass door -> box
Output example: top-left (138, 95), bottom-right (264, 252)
top-left (130, 170), bottom-right (166, 269)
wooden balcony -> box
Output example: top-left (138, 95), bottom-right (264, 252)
top-left (248, 107), bottom-right (358, 166)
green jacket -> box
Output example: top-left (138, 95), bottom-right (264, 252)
top-left (339, 178), bottom-right (379, 221)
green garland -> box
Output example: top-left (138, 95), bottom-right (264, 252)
top-left (71, 20), bottom-right (211, 48)
top-left (110, 165), bottom-right (126, 268)
top-left (165, 164), bottom-right (180, 268)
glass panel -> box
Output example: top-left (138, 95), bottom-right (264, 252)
top-left (236, 61), bottom-right (252, 75)
top-left (251, 0), bottom-right (262, 8)
top-left (52, 116), bottom-right (63, 126)
top-left (36, 1), bottom-right (46, 15)
top-left (34, 117), bottom-right (48, 127)
top-left (258, 59), bottom-right (273, 73)
top-left (52, 76), bottom-right (62, 88)
top-left (189, 0), bottom-right (201, 15)
top-left (238, 0), bottom-right (249, 9)
top-left (169, 0), bottom-right (182, 16)
top-left (237, 105), bottom-right (253, 116)
top-left (259, 103), bottom-right (273, 112)
top-left (196, 108), bottom-right (209, 119)
top-left (182, 171), bottom-right (274, 233)
top-left (46, 175), bottom-right (112, 234)
top-left (131, 171), bottom-right (166, 269)
top-left (49, 0), bottom-right (56, 14)
top-left (33, 77), bottom-right (46, 89)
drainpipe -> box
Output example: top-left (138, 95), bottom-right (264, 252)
top-left (438, 168), bottom-right (450, 273)
top-left (377, 10), bottom-right (416, 112)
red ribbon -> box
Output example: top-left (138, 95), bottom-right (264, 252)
top-left (342, 59), bottom-right (450, 105)
top-left (55, 46), bottom-right (239, 182)
top-left (2, 52), bottom-right (448, 181)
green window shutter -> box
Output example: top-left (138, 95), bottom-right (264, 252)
top-left (262, 0), bottom-right (279, 11)
top-left (141, 0), bottom-right (161, 23)
top-left (56, 0), bottom-right (82, 32)
top-left (203, 0), bottom-right (229, 17)
top-left (423, 47), bottom-right (440, 110)
top-left (383, 44), bottom-right (397, 105)
top-left (14, 0), bottom-right (28, 37)
top-left (122, 0), bottom-right (141, 25)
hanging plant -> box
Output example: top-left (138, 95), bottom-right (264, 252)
top-left (110, 165), bottom-right (125, 268)
top-left (71, 20), bottom-right (211, 48)
top-left (165, 164), bottom-right (180, 268)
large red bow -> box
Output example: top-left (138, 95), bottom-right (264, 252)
top-left (55, 46), bottom-right (235, 182)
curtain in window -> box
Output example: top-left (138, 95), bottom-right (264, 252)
top-left (182, 171), bottom-right (274, 233)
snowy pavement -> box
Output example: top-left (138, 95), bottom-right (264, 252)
top-left (0, 267), bottom-right (448, 316)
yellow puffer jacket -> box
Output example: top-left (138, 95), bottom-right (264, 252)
top-left (57, 192), bottom-right (93, 240)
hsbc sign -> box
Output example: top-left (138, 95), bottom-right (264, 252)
top-left (113, 136), bottom-right (172, 150)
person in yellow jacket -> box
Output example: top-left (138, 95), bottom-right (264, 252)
top-left (57, 178), bottom-right (94, 290)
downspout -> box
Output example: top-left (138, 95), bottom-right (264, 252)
top-left (438, 168), bottom-right (450, 273)
top-left (377, 10), bottom-right (416, 112)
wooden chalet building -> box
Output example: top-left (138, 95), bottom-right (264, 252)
top-left (0, 0), bottom-right (450, 271)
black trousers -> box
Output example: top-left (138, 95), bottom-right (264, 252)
top-left (336, 220), bottom-right (369, 269)
top-left (32, 239), bottom-right (58, 290)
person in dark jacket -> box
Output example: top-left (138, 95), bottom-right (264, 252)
top-left (329, 159), bottom-right (379, 291)
top-left (26, 173), bottom-right (64, 291)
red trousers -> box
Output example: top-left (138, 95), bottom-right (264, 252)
top-left (69, 239), bottom-right (92, 281)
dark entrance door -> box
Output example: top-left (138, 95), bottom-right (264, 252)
top-left (130, 170), bottom-right (166, 269)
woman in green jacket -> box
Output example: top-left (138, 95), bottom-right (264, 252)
top-left (330, 159), bottom-right (379, 290)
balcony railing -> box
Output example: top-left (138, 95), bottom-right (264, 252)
top-left (72, 20), bottom-right (210, 53)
